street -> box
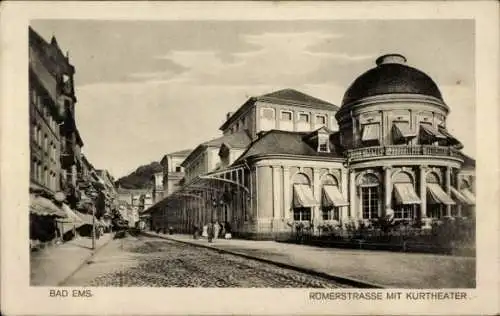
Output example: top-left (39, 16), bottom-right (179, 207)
top-left (62, 234), bottom-right (351, 288)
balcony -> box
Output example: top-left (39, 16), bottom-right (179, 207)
top-left (346, 145), bottom-right (464, 163)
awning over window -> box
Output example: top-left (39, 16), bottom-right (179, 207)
top-left (30, 195), bottom-right (67, 218)
top-left (322, 185), bottom-right (349, 207)
top-left (420, 124), bottom-right (447, 140)
top-left (394, 183), bottom-right (421, 205)
top-left (392, 122), bottom-right (416, 142)
top-left (450, 187), bottom-right (473, 205)
top-left (427, 183), bottom-right (455, 205)
top-left (57, 204), bottom-right (84, 224)
top-left (460, 188), bottom-right (476, 205)
top-left (361, 124), bottom-right (380, 142)
top-left (293, 184), bottom-right (319, 208)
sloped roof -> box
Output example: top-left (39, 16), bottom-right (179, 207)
top-left (203, 130), bottom-right (251, 149)
top-left (258, 89), bottom-right (338, 110)
top-left (169, 149), bottom-right (193, 157)
top-left (233, 129), bottom-right (343, 164)
top-left (219, 89), bottom-right (338, 131)
top-left (182, 131), bottom-right (252, 167)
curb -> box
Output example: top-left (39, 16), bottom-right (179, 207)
top-left (142, 232), bottom-right (385, 289)
top-left (57, 234), bottom-right (115, 286)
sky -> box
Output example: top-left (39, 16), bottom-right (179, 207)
top-left (31, 20), bottom-right (475, 179)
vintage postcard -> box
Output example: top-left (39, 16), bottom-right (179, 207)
top-left (1, 1), bottom-right (499, 315)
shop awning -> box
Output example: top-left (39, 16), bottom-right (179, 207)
top-left (293, 184), bottom-right (319, 208)
top-left (322, 185), bottom-right (349, 207)
top-left (74, 211), bottom-right (95, 226)
top-left (57, 204), bottom-right (84, 223)
top-left (420, 124), bottom-right (447, 140)
top-left (30, 195), bottom-right (67, 218)
top-left (394, 183), bottom-right (421, 205)
top-left (392, 122), bottom-right (416, 142)
top-left (438, 127), bottom-right (460, 144)
top-left (361, 124), bottom-right (380, 142)
top-left (450, 187), bottom-right (473, 205)
top-left (461, 188), bottom-right (476, 205)
top-left (427, 183), bottom-right (455, 205)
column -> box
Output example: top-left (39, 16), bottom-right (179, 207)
top-left (445, 166), bottom-right (452, 217)
top-left (341, 168), bottom-right (349, 224)
top-left (312, 168), bottom-right (321, 234)
top-left (383, 166), bottom-right (393, 218)
top-left (420, 165), bottom-right (431, 229)
top-left (349, 169), bottom-right (356, 221)
top-left (283, 167), bottom-right (291, 222)
top-left (272, 166), bottom-right (282, 231)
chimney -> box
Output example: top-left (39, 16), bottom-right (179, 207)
top-left (226, 112), bottom-right (234, 120)
top-left (376, 54), bottom-right (407, 66)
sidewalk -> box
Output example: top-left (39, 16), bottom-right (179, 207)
top-left (148, 233), bottom-right (475, 288)
top-left (30, 233), bottom-right (114, 286)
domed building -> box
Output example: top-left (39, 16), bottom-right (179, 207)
top-left (147, 54), bottom-right (475, 238)
top-left (336, 53), bottom-right (475, 227)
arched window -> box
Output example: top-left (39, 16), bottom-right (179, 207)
top-left (292, 173), bottom-right (313, 221)
top-left (392, 171), bottom-right (419, 220)
top-left (321, 174), bottom-right (342, 220)
top-left (359, 173), bottom-right (380, 219)
top-left (426, 172), bottom-right (440, 184)
top-left (426, 171), bottom-right (443, 218)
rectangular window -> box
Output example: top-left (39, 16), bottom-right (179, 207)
top-left (293, 207), bottom-right (311, 221)
top-left (322, 207), bottom-right (339, 220)
top-left (318, 141), bottom-right (329, 152)
top-left (44, 135), bottom-right (48, 152)
top-left (316, 115), bottom-right (326, 125)
top-left (261, 108), bottom-right (275, 119)
top-left (298, 113), bottom-right (309, 123)
top-left (394, 205), bottom-right (414, 219)
top-left (281, 111), bottom-right (292, 121)
top-left (175, 166), bottom-right (182, 172)
top-left (361, 186), bottom-right (379, 219)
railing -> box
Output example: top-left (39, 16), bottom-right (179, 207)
top-left (347, 145), bottom-right (463, 162)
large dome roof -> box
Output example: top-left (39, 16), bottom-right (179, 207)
top-left (341, 54), bottom-right (444, 108)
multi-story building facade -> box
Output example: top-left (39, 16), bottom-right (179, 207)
top-left (29, 28), bottom-right (64, 197)
top-left (147, 54), bottom-right (476, 238)
top-left (159, 149), bottom-right (192, 196)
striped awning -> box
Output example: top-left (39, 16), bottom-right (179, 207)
top-left (450, 187), bottom-right (474, 205)
top-left (57, 204), bottom-right (84, 223)
top-left (461, 188), bottom-right (476, 205)
top-left (361, 124), bottom-right (380, 142)
top-left (438, 127), bottom-right (460, 144)
top-left (293, 184), bottom-right (319, 208)
top-left (322, 185), bottom-right (349, 207)
top-left (392, 122), bottom-right (416, 142)
top-left (394, 183), bottom-right (421, 205)
top-left (30, 195), bottom-right (67, 218)
top-left (427, 183), bottom-right (455, 205)
top-left (420, 124), bottom-right (447, 140)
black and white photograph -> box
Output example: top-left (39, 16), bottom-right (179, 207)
top-left (1, 1), bottom-right (499, 315)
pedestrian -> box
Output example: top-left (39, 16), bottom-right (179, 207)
top-left (207, 222), bottom-right (214, 243)
top-left (193, 224), bottom-right (199, 240)
top-left (202, 224), bottom-right (208, 239)
top-left (225, 221), bottom-right (232, 239)
top-left (213, 221), bottom-right (220, 241)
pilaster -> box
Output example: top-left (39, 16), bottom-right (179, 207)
top-left (445, 166), bottom-right (452, 217)
top-left (383, 166), bottom-right (393, 218)
top-left (282, 167), bottom-right (291, 221)
top-left (349, 170), bottom-right (356, 220)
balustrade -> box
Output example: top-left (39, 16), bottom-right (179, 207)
top-left (347, 145), bottom-right (463, 162)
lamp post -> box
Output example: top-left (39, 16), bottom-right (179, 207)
top-left (88, 190), bottom-right (98, 250)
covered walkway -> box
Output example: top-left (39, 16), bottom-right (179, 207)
top-left (144, 166), bottom-right (251, 234)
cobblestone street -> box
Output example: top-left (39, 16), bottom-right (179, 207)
top-left (63, 234), bottom-right (351, 288)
